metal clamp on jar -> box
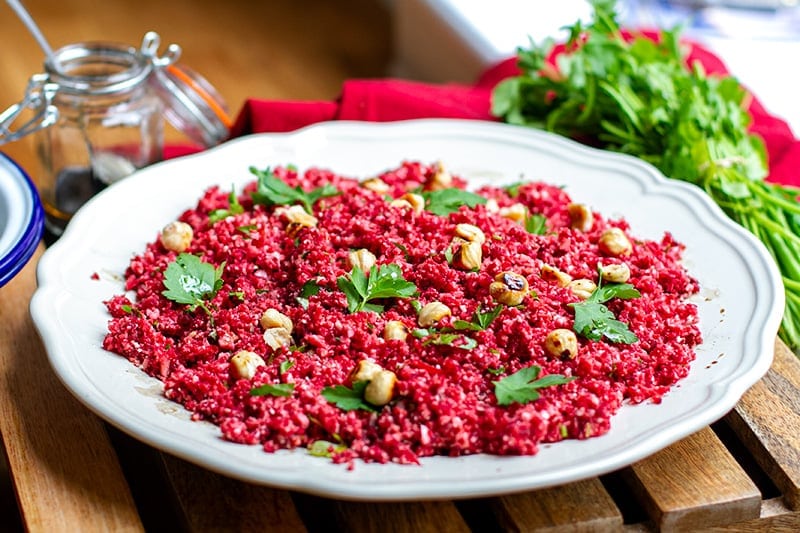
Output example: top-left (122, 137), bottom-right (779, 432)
top-left (0, 31), bottom-right (231, 237)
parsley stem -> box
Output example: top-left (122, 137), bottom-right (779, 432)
top-left (751, 181), bottom-right (800, 211)
top-left (784, 277), bottom-right (800, 293)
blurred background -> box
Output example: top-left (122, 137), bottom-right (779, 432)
top-left (1, 0), bottom-right (798, 181)
top-left (0, 0), bottom-right (393, 171)
top-left (392, 0), bottom-right (800, 134)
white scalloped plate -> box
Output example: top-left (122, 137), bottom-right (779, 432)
top-left (30, 119), bottom-right (783, 500)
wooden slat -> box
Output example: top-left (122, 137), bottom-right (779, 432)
top-left (323, 499), bottom-right (471, 533)
top-left (620, 427), bottom-right (761, 530)
top-left (0, 246), bottom-right (144, 531)
top-left (725, 339), bottom-right (800, 510)
top-left (160, 454), bottom-right (307, 532)
top-left (700, 513), bottom-right (800, 531)
top-left (489, 478), bottom-right (624, 531)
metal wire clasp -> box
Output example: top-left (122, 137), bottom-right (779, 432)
top-left (0, 73), bottom-right (59, 145)
top-left (139, 31), bottom-right (181, 69)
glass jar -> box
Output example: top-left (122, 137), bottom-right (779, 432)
top-left (0, 32), bottom-right (231, 238)
top-left (35, 39), bottom-right (164, 236)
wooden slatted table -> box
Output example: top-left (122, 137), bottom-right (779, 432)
top-left (1, 245), bottom-right (799, 532)
top-left (2, 1), bottom-right (800, 531)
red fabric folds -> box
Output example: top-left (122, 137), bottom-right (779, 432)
top-left (222, 44), bottom-right (798, 188)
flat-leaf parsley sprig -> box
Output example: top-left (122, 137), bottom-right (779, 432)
top-left (250, 383), bottom-right (295, 398)
top-left (337, 263), bottom-right (418, 313)
top-left (250, 166), bottom-right (339, 214)
top-left (493, 365), bottom-right (575, 406)
top-left (422, 188), bottom-right (487, 216)
top-left (569, 275), bottom-right (641, 344)
top-left (321, 381), bottom-right (377, 412)
top-left (208, 184), bottom-right (244, 223)
top-left (162, 253), bottom-right (225, 317)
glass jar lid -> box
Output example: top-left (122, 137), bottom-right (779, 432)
top-left (141, 32), bottom-right (232, 148)
top-left (0, 31), bottom-right (231, 149)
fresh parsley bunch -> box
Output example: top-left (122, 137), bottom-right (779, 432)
top-left (492, 0), bottom-right (800, 352)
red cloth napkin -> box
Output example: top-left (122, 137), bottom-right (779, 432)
top-left (221, 42), bottom-right (799, 188)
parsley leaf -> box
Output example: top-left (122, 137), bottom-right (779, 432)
top-left (453, 305), bottom-right (503, 331)
top-left (525, 213), bottom-right (548, 235)
top-left (493, 366), bottom-right (574, 406)
top-left (250, 383), bottom-right (295, 397)
top-left (162, 253), bottom-right (225, 316)
top-left (249, 166), bottom-right (339, 214)
top-left (321, 381), bottom-right (376, 412)
top-left (337, 264), bottom-right (417, 313)
top-left (503, 181), bottom-right (526, 197)
top-left (569, 280), bottom-right (641, 344)
top-left (279, 359), bottom-right (295, 374)
top-left (208, 185), bottom-right (244, 223)
top-left (296, 279), bottom-right (321, 309)
top-left (308, 440), bottom-right (347, 458)
top-left (418, 331), bottom-right (477, 350)
top-left (422, 188), bottom-right (487, 216)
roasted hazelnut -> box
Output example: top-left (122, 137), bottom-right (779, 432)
top-left (489, 271), bottom-right (529, 306)
top-left (364, 369), bottom-right (397, 406)
top-left (600, 263), bottom-right (631, 284)
top-left (263, 327), bottom-right (292, 351)
top-left (350, 359), bottom-right (383, 383)
top-left (544, 329), bottom-right (579, 359)
top-left (383, 320), bottom-right (408, 341)
top-left (598, 227), bottom-right (632, 256)
top-left (418, 301), bottom-right (451, 327)
top-left (567, 203), bottom-right (594, 232)
top-left (276, 204), bottom-right (317, 235)
top-left (541, 264), bottom-right (573, 287)
top-left (455, 223), bottom-right (486, 244)
top-left (229, 350), bottom-right (266, 380)
top-left (348, 248), bottom-right (377, 273)
top-left (453, 240), bottom-right (482, 271)
top-left (426, 161), bottom-right (453, 191)
top-left (499, 203), bottom-right (527, 224)
top-left (361, 177), bottom-right (390, 194)
top-left (568, 279), bottom-right (597, 300)
top-left (390, 192), bottom-right (424, 214)
top-left (260, 308), bottom-right (293, 334)
top-left (161, 221), bottom-right (193, 252)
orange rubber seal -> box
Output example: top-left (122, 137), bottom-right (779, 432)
top-left (165, 64), bottom-right (233, 129)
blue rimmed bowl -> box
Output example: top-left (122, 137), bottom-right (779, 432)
top-left (0, 153), bottom-right (44, 287)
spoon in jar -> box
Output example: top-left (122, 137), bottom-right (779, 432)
top-left (6, 0), bottom-right (64, 73)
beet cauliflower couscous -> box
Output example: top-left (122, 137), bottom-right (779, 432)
top-left (103, 161), bottom-right (702, 465)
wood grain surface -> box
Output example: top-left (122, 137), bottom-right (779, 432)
top-left (0, 245), bottom-right (143, 531)
top-left (726, 339), bottom-right (800, 511)
top-left (621, 427), bottom-right (761, 530)
top-left (490, 478), bottom-right (624, 531)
